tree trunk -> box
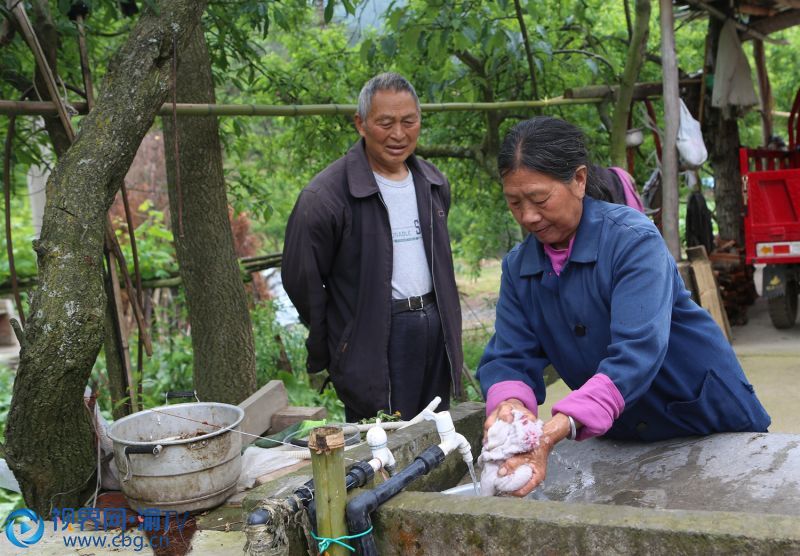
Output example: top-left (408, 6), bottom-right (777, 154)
top-left (610, 0), bottom-right (651, 167)
top-left (5, 0), bottom-right (208, 514)
top-left (162, 28), bottom-right (257, 405)
top-left (702, 15), bottom-right (744, 244)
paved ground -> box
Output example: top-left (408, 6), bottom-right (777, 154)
top-left (542, 295), bottom-right (800, 432)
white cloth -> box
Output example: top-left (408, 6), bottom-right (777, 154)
top-left (478, 410), bottom-right (543, 496)
top-left (374, 170), bottom-right (433, 298)
top-left (237, 447), bottom-right (302, 491)
top-left (711, 20), bottom-right (758, 116)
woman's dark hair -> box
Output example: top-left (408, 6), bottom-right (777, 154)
top-left (497, 116), bottom-right (613, 202)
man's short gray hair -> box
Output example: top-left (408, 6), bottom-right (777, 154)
top-left (357, 72), bottom-right (421, 120)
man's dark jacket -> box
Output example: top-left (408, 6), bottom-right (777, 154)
top-left (282, 140), bottom-right (463, 416)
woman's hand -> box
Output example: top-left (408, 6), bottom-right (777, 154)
top-left (495, 412), bottom-right (573, 497)
top-left (483, 398), bottom-right (536, 443)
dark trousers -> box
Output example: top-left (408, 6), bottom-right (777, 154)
top-left (344, 302), bottom-right (451, 422)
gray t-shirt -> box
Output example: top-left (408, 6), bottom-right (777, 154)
top-left (374, 170), bottom-right (433, 299)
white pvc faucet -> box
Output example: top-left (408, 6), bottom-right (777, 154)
top-left (366, 420), bottom-right (396, 475)
top-left (423, 410), bottom-right (473, 464)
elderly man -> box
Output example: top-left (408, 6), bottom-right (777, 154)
top-left (282, 72), bottom-right (463, 422)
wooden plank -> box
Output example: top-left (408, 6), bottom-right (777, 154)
top-left (268, 406), bottom-right (327, 434)
top-left (237, 380), bottom-right (289, 446)
top-left (687, 246), bottom-right (733, 342)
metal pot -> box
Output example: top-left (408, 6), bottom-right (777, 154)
top-left (108, 401), bottom-right (244, 513)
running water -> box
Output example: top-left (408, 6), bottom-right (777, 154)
top-left (466, 460), bottom-right (480, 496)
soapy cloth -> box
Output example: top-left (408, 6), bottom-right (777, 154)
top-left (478, 410), bottom-right (544, 496)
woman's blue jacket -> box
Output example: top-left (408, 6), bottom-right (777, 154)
top-left (477, 197), bottom-right (770, 441)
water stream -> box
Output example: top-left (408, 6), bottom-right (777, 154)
top-left (466, 460), bottom-right (480, 496)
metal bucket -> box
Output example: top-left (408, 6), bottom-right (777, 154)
top-left (108, 402), bottom-right (244, 513)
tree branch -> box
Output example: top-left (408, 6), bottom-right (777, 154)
top-left (513, 0), bottom-right (539, 101)
top-left (610, 0), bottom-right (651, 167)
top-left (623, 0), bottom-right (633, 41)
top-left (454, 50), bottom-right (485, 76)
top-left (415, 144), bottom-right (477, 159)
top-left (553, 49), bottom-right (616, 74)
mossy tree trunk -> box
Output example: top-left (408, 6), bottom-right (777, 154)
top-left (5, 0), bottom-right (208, 515)
top-left (161, 27), bottom-right (257, 405)
top-left (610, 0), bottom-right (651, 167)
top-left (702, 14), bottom-right (744, 245)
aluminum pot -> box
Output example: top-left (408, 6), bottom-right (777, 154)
top-left (108, 402), bottom-right (244, 513)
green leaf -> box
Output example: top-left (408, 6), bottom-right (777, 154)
top-left (324, 0), bottom-right (334, 23)
top-left (535, 39), bottom-right (552, 58)
top-left (380, 36), bottom-right (397, 58)
top-left (360, 39), bottom-right (374, 64)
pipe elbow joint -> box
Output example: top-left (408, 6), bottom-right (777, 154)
top-left (454, 433), bottom-right (473, 464)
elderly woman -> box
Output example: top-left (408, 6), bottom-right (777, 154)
top-left (477, 117), bottom-right (770, 497)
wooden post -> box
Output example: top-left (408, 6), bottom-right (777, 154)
top-left (659, 0), bottom-right (682, 260)
top-left (309, 426), bottom-right (348, 556)
top-left (752, 39), bottom-right (773, 146)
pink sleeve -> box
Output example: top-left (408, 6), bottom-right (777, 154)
top-left (551, 374), bottom-right (625, 440)
top-left (609, 167), bottom-right (645, 214)
top-left (486, 381), bottom-right (538, 417)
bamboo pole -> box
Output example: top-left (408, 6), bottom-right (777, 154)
top-left (0, 97), bottom-right (606, 118)
top-left (660, 0), bottom-right (682, 260)
top-left (309, 426), bottom-right (348, 556)
top-left (0, 252), bottom-right (284, 295)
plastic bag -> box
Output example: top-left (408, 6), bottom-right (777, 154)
top-left (677, 99), bottom-right (708, 169)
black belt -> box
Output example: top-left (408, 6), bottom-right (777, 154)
top-left (391, 292), bottom-right (436, 314)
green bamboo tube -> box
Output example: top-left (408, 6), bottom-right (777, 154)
top-left (309, 426), bottom-right (348, 556)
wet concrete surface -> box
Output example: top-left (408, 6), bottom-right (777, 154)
top-left (539, 432), bottom-right (800, 515)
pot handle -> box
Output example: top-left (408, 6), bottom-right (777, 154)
top-left (121, 444), bottom-right (163, 482)
top-left (165, 390), bottom-right (200, 403)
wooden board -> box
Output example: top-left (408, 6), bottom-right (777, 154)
top-left (238, 380), bottom-right (289, 447)
top-left (268, 405), bottom-right (327, 434)
top-left (686, 246), bottom-right (733, 342)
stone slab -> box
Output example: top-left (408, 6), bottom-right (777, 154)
top-left (195, 505), bottom-right (245, 532)
top-left (187, 529), bottom-right (246, 554)
top-left (240, 402), bottom-right (800, 554)
top-left (375, 491), bottom-right (800, 555)
top-left (536, 432), bottom-right (800, 516)
top-left (238, 380), bottom-right (288, 447)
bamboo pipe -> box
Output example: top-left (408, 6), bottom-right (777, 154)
top-left (309, 426), bottom-right (349, 556)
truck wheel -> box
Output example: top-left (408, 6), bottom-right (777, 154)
top-left (768, 280), bottom-right (798, 329)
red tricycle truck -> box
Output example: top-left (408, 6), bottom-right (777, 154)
top-left (740, 92), bottom-right (800, 328)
